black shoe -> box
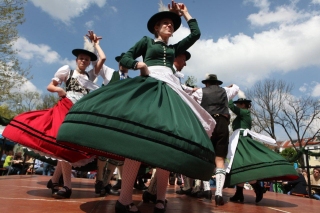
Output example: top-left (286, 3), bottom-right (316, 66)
top-left (115, 200), bottom-right (140, 213)
top-left (154, 200), bottom-right (166, 213)
top-left (251, 182), bottom-right (263, 203)
top-left (105, 183), bottom-right (112, 194)
top-left (215, 195), bottom-right (224, 206)
top-left (176, 188), bottom-right (192, 195)
top-left (112, 179), bottom-right (122, 190)
top-left (143, 191), bottom-right (157, 203)
top-left (47, 179), bottom-right (59, 194)
top-left (196, 190), bottom-right (212, 200)
top-left (230, 186), bottom-right (244, 202)
top-left (230, 193), bottom-right (244, 202)
top-left (109, 188), bottom-right (120, 196)
top-left (53, 186), bottom-right (72, 199)
top-left (95, 180), bottom-right (106, 196)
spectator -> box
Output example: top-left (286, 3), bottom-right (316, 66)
top-left (310, 167), bottom-right (320, 200)
top-left (282, 168), bottom-right (308, 196)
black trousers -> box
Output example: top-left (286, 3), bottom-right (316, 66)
top-left (211, 115), bottom-right (230, 158)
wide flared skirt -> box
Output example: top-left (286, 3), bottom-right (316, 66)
top-left (57, 76), bottom-right (215, 180)
top-left (2, 98), bottom-right (94, 164)
top-left (225, 135), bottom-right (298, 186)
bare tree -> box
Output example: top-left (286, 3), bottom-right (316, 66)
top-left (184, 75), bottom-right (197, 87)
top-left (275, 95), bottom-right (320, 166)
top-left (246, 79), bottom-right (293, 140)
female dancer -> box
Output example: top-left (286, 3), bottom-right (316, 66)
top-left (226, 92), bottom-right (298, 203)
top-left (3, 31), bottom-right (106, 198)
top-left (57, 1), bottom-right (215, 212)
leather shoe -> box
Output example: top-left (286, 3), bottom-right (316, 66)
top-left (115, 200), bottom-right (140, 213)
top-left (53, 186), bottom-right (72, 199)
top-left (112, 179), bottom-right (122, 190)
top-left (109, 188), bottom-right (120, 196)
top-left (95, 180), bottom-right (106, 196)
top-left (154, 200), bottom-right (166, 213)
top-left (215, 195), bottom-right (224, 206)
top-left (196, 190), bottom-right (212, 200)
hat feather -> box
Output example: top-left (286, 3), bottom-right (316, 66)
top-left (83, 36), bottom-right (95, 53)
top-left (238, 90), bottom-right (246, 99)
top-left (158, 0), bottom-right (169, 12)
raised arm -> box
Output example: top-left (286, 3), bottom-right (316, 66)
top-left (86, 30), bottom-right (106, 75)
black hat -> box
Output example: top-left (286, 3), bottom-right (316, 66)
top-left (233, 98), bottom-right (252, 104)
top-left (184, 51), bottom-right (191, 61)
top-left (201, 74), bottom-right (223, 85)
top-left (115, 53), bottom-right (126, 62)
top-left (72, 49), bottom-right (97, 61)
top-left (147, 11), bottom-right (181, 33)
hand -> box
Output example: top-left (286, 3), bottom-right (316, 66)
top-left (282, 182), bottom-right (288, 185)
top-left (168, 0), bottom-right (187, 16)
top-left (57, 88), bottom-right (67, 98)
top-left (136, 62), bottom-right (150, 76)
top-left (86, 30), bottom-right (102, 44)
top-left (192, 87), bottom-right (199, 92)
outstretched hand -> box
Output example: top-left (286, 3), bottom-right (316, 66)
top-left (86, 30), bottom-right (102, 44)
top-left (168, 0), bottom-right (188, 16)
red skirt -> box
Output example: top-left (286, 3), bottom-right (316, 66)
top-left (2, 97), bottom-right (94, 163)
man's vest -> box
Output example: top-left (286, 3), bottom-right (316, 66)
top-left (108, 71), bottom-right (130, 84)
top-left (200, 85), bottom-right (229, 116)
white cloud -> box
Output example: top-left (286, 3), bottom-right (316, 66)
top-left (168, 3), bottom-right (320, 87)
top-left (30, 0), bottom-right (108, 24)
top-left (85, 21), bottom-right (94, 29)
top-left (299, 85), bottom-right (307, 92)
top-left (13, 37), bottom-right (60, 64)
top-left (311, 82), bottom-right (320, 97)
top-left (312, 0), bottom-right (320, 4)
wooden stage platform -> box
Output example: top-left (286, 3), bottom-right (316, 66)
top-left (0, 175), bottom-right (318, 213)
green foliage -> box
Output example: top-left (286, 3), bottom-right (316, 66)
top-left (184, 76), bottom-right (197, 87)
top-left (36, 93), bottom-right (60, 110)
top-left (280, 147), bottom-right (297, 161)
top-left (0, 0), bottom-right (31, 104)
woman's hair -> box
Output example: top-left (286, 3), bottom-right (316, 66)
top-left (296, 168), bottom-right (302, 174)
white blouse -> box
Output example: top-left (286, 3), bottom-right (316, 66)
top-left (52, 65), bottom-right (96, 104)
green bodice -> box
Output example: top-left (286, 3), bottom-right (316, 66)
top-left (228, 100), bottom-right (252, 130)
top-left (120, 19), bottom-right (201, 72)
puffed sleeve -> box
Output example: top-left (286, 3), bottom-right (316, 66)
top-left (120, 36), bottom-right (149, 69)
top-left (52, 65), bottom-right (70, 85)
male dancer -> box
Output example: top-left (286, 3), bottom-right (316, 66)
top-left (191, 74), bottom-right (239, 206)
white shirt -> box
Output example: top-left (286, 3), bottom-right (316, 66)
top-left (52, 65), bottom-right (96, 103)
top-left (98, 64), bottom-right (128, 86)
top-left (191, 84), bottom-right (240, 105)
top-left (173, 65), bottom-right (194, 95)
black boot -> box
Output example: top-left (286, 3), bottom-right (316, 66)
top-left (251, 182), bottom-right (263, 203)
top-left (215, 195), bottom-right (224, 206)
top-left (230, 186), bottom-right (244, 202)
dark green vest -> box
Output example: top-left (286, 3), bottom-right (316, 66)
top-left (200, 85), bottom-right (229, 116)
top-left (102, 71), bottom-right (130, 86)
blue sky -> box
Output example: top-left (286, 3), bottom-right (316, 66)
top-left (12, 0), bottom-right (320, 139)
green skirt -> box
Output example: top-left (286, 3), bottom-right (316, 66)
top-left (225, 134), bottom-right (298, 186)
top-left (57, 76), bottom-right (215, 180)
